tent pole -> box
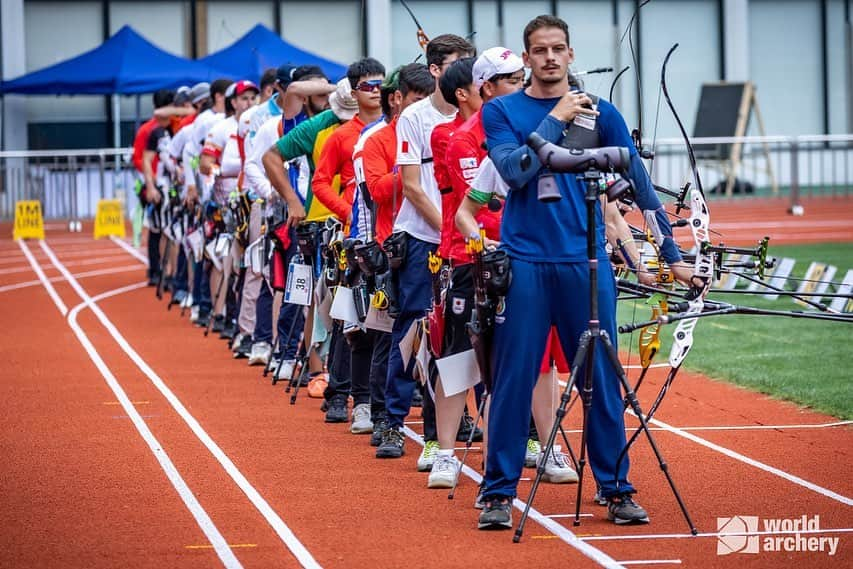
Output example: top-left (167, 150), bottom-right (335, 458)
top-left (135, 94), bottom-right (141, 132)
top-left (112, 94), bottom-right (120, 148)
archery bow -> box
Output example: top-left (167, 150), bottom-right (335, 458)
top-left (399, 0), bottom-right (430, 52)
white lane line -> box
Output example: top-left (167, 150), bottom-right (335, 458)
top-left (0, 265), bottom-right (144, 294)
top-left (110, 236), bottom-right (149, 265)
top-left (581, 527), bottom-right (853, 541)
top-left (17, 240), bottom-right (67, 316)
top-left (0, 248), bottom-right (127, 265)
top-left (0, 255), bottom-right (142, 275)
top-left (554, 421), bottom-right (853, 434)
top-left (20, 246), bottom-right (242, 569)
top-left (554, 380), bottom-right (853, 504)
top-left (713, 220), bottom-right (852, 230)
top-left (643, 414), bottom-right (853, 506)
top-left (40, 240), bottom-right (322, 569)
top-left (401, 426), bottom-right (624, 569)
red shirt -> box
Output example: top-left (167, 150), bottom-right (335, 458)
top-left (441, 110), bottom-right (501, 264)
top-left (132, 117), bottom-right (159, 173)
top-left (362, 117), bottom-right (403, 244)
top-left (312, 114), bottom-right (366, 221)
top-left (431, 114), bottom-right (465, 259)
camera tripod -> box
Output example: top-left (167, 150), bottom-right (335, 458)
top-left (513, 168), bottom-right (697, 542)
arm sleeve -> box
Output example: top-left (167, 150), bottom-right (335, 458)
top-left (482, 100), bottom-right (566, 191)
top-left (599, 101), bottom-right (682, 264)
top-left (311, 132), bottom-right (351, 220)
top-left (364, 134), bottom-right (399, 206)
top-left (275, 118), bottom-right (316, 161)
top-left (396, 113), bottom-right (422, 165)
top-left (244, 123), bottom-right (275, 199)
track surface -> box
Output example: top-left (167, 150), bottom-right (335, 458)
top-left (1, 196), bottom-right (851, 568)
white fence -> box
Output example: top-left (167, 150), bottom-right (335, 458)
top-left (1, 134), bottom-right (852, 222)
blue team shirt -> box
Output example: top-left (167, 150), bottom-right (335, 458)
top-left (483, 89), bottom-right (671, 263)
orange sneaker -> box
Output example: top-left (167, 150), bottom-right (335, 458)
top-left (307, 374), bottom-right (328, 398)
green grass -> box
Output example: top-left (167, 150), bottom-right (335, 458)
top-left (617, 243), bottom-right (853, 419)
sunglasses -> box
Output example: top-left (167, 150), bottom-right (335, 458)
top-left (355, 79), bottom-right (383, 92)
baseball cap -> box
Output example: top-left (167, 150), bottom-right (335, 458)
top-left (174, 86), bottom-right (192, 105)
top-left (328, 77), bottom-right (358, 121)
top-left (276, 64), bottom-right (297, 87)
top-left (472, 47), bottom-right (524, 89)
top-left (189, 82), bottom-right (211, 104)
top-left (225, 80), bottom-right (260, 98)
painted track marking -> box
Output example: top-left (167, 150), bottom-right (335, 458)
top-left (39, 239), bottom-right (323, 569)
top-left (17, 240), bottom-right (67, 316)
top-left (0, 265), bottom-right (144, 294)
top-left (20, 241), bottom-right (241, 568)
top-left (401, 426), bottom-right (624, 568)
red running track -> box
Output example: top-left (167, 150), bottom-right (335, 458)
top-left (0, 211), bottom-right (850, 568)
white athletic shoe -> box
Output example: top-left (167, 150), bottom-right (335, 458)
top-left (538, 444), bottom-right (578, 484)
top-left (350, 403), bottom-right (373, 434)
top-left (427, 453), bottom-right (459, 489)
top-left (524, 438), bottom-right (541, 468)
top-left (417, 440), bottom-right (440, 472)
top-left (248, 342), bottom-right (271, 366)
top-left (180, 292), bottom-right (193, 309)
top-left (275, 360), bottom-right (296, 381)
top-left (231, 332), bottom-right (245, 353)
top-left (189, 305), bottom-right (200, 323)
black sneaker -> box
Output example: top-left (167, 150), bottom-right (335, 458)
top-left (233, 334), bottom-right (252, 359)
top-left (370, 416), bottom-right (388, 447)
top-left (195, 312), bottom-right (210, 328)
top-left (219, 322), bottom-right (237, 340)
top-left (478, 496), bottom-right (512, 530)
top-left (606, 493), bottom-right (650, 525)
top-left (376, 428), bottom-right (405, 458)
top-left (211, 314), bottom-right (225, 333)
top-left (324, 395), bottom-right (348, 423)
top-left (456, 413), bottom-right (484, 442)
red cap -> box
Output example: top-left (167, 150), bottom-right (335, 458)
top-left (225, 80), bottom-right (259, 98)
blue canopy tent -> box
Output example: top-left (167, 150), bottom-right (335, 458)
top-left (0, 25), bottom-right (232, 147)
top-left (199, 24), bottom-right (346, 83)
top-left (0, 25), bottom-right (231, 95)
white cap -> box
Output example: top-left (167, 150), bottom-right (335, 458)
top-left (472, 47), bottom-right (524, 89)
top-left (329, 78), bottom-right (358, 121)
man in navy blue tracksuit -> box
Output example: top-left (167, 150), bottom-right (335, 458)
top-left (476, 15), bottom-right (693, 529)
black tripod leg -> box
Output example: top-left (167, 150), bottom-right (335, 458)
top-left (514, 331), bottom-right (590, 543)
top-left (599, 331), bottom-right (698, 534)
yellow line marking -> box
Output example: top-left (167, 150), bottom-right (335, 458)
top-left (185, 544), bottom-right (258, 550)
top-left (531, 535), bottom-right (559, 540)
top-left (103, 401), bottom-right (150, 405)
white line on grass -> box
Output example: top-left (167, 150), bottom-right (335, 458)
top-left (20, 242), bottom-right (242, 569)
top-left (401, 426), bottom-right (624, 569)
top-left (40, 240), bottom-right (322, 569)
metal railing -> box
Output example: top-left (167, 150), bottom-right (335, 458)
top-left (1, 134), bottom-right (851, 222)
top-left (0, 148), bottom-right (137, 223)
top-left (649, 134), bottom-right (853, 202)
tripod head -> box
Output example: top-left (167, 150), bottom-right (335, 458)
top-left (526, 133), bottom-right (633, 203)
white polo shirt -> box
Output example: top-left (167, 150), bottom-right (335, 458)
top-left (392, 96), bottom-right (456, 244)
